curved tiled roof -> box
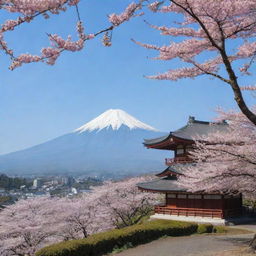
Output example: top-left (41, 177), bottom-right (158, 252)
top-left (156, 164), bottom-right (194, 177)
top-left (144, 116), bottom-right (228, 147)
top-left (144, 133), bottom-right (171, 145)
top-left (138, 176), bottom-right (187, 192)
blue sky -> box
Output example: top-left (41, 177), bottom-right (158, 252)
top-left (0, 0), bottom-right (255, 155)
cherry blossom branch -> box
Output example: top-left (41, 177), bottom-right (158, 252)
top-left (0, 0), bottom-right (145, 70)
top-left (0, 0), bottom-right (70, 59)
top-left (201, 146), bottom-right (256, 166)
top-left (171, 0), bottom-right (222, 50)
top-left (187, 59), bottom-right (230, 84)
top-left (138, 0), bottom-right (256, 125)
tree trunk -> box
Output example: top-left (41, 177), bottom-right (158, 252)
top-left (249, 234), bottom-right (256, 251)
top-left (220, 51), bottom-right (256, 126)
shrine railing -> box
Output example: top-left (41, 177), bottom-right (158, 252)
top-left (165, 156), bottom-right (193, 166)
top-left (155, 206), bottom-right (223, 218)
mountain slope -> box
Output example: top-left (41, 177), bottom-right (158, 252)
top-left (0, 109), bottom-right (167, 177)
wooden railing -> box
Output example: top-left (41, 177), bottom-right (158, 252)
top-left (165, 156), bottom-right (193, 166)
top-left (155, 206), bottom-right (223, 218)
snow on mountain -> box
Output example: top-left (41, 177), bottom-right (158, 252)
top-left (74, 109), bottom-right (158, 133)
top-left (0, 109), bottom-right (167, 176)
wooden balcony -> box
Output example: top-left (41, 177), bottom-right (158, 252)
top-left (165, 156), bottom-right (193, 166)
top-left (155, 205), bottom-right (224, 218)
top-left (155, 206), bottom-right (243, 219)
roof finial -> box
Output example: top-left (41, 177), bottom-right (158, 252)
top-left (188, 116), bottom-right (195, 124)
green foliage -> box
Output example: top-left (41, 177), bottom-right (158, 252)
top-left (72, 178), bottom-right (102, 190)
top-left (213, 226), bottom-right (227, 233)
top-left (0, 196), bottom-right (12, 204)
top-left (114, 207), bottom-right (153, 229)
top-left (36, 220), bottom-right (198, 256)
top-left (0, 195), bottom-right (14, 209)
top-left (0, 174), bottom-right (32, 190)
top-left (111, 242), bottom-right (133, 254)
top-left (197, 224), bottom-right (213, 234)
top-left (243, 199), bottom-right (256, 209)
top-left (49, 188), bottom-right (68, 197)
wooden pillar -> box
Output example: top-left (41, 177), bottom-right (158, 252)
top-left (221, 195), bottom-right (225, 219)
top-left (240, 193), bottom-right (243, 215)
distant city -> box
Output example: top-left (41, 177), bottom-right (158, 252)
top-left (0, 173), bottom-right (103, 209)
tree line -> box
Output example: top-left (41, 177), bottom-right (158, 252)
top-left (0, 174), bottom-right (32, 190)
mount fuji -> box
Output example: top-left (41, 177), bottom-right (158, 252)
top-left (0, 109), bottom-right (167, 177)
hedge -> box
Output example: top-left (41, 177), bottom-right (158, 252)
top-left (197, 224), bottom-right (213, 234)
top-left (36, 220), bottom-right (198, 256)
top-left (213, 226), bottom-right (227, 233)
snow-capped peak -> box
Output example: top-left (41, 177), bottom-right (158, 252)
top-left (74, 109), bottom-right (158, 133)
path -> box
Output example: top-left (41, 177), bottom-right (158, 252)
top-left (114, 224), bottom-right (256, 256)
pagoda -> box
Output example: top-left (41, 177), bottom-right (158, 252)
top-left (138, 116), bottom-right (243, 225)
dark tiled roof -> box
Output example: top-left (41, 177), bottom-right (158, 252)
top-left (138, 176), bottom-right (187, 192)
top-left (172, 119), bottom-right (228, 141)
top-left (143, 133), bottom-right (171, 145)
top-left (144, 116), bottom-right (228, 145)
top-left (156, 164), bottom-right (192, 176)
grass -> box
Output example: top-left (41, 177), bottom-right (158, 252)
top-left (225, 227), bottom-right (253, 235)
top-left (212, 226), bottom-right (253, 235)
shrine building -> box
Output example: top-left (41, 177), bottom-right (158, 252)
top-left (138, 116), bottom-right (243, 225)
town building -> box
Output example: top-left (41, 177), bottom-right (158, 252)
top-left (138, 116), bottom-right (243, 225)
top-left (32, 178), bottom-right (43, 189)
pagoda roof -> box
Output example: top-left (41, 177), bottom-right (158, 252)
top-left (144, 116), bottom-right (228, 149)
top-left (138, 176), bottom-right (187, 193)
top-left (156, 164), bottom-right (192, 177)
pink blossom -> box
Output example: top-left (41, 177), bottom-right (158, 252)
top-left (9, 54), bottom-right (41, 70)
top-left (237, 42), bottom-right (256, 58)
top-left (148, 1), bottom-right (163, 12)
top-left (108, 2), bottom-right (143, 26)
top-left (147, 57), bottom-right (222, 81)
top-left (240, 85), bottom-right (256, 91)
top-left (86, 34), bottom-right (95, 40)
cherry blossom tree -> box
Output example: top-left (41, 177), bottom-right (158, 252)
top-left (0, 195), bottom-right (111, 256)
top-left (92, 176), bottom-right (158, 228)
top-left (178, 107), bottom-right (256, 198)
top-left (55, 194), bottom-right (113, 240)
top-left (0, 176), bottom-right (156, 256)
top-left (137, 0), bottom-right (256, 125)
top-left (0, 197), bottom-right (62, 256)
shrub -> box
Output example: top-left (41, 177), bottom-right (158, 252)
top-left (112, 242), bottom-right (133, 254)
top-left (36, 220), bottom-right (198, 256)
top-left (197, 224), bottom-right (213, 234)
top-left (213, 226), bottom-right (227, 233)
